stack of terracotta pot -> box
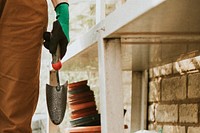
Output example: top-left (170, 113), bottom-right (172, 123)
top-left (68, 80), bottom-right (100, 127)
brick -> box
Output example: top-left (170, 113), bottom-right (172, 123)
top-left (148, 123), bottom-right (156, 131)
top-left (180, 59), bottom-right (196, 71)
top-left (179, 104), bottom-right (198, 123)
top-left (148, 123), bottom-right (162, 131)
top-left (151, 63), bottom-right (173, 77)
top-left (149, 79), bottom-right (161, 102)
top-left (160, 63), bottom-right (173, 76)
top-left (173, 62), bottom-right (181, 74)
top-left (188, 127), bottom-right (200, 133)
top-left (173, 59), bottom-right (196, 74)
top-left (162, 76), bottom-right (186, 101)
top-left (152, 67), bottom-right (161, 77)
top-left (163, 125), bottom-right (185, 133)
top-left (193, 57), bottom-right (200, 70)
top-left (194, 56), bottom-right (200, 68)
top-left (148, 104), bottom-right (155, 122)
top-left (188, 73), bottom-right (200, 98)
top-left (149, 68), bottom-right (154, 78)
top-left (155, 104), bottom-right (178, 122)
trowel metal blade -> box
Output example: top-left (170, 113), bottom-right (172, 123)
top-left (46, 82), bottom-right (67, 125)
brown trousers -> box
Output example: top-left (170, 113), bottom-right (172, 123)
top-left (0, 0), bottom-right (48, 132)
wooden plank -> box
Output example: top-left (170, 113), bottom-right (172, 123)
top-left (47, 71), bottom-right (59, 133)
top-left (98, 38), bottom-right (124, 133)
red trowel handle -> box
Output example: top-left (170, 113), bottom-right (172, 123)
top-left (52, 45), bottom-right (62, 70)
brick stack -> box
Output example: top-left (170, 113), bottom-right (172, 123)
top-left (68, 80), bottom-right (100, 127)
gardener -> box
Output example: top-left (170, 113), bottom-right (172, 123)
top-left (0, 0), bottom-right (69, 132)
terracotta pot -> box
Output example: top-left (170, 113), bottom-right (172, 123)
top-left (66, 126), bottom-right (101, 133)
top-left (68, 80), bottom-right (88, 91)
top-left (71, 107), bottom-right (97, 115)
top-left (68, 80), bottom-right (100, 127)
top-left (70, 114), bottom-right (101, 127)
top-left (70, 101), bottom-right (96, 111)
top-left (71, 109), bottom-right (98, 119)
top-left (68, 85), bottom-right (90, 94)
top-left (69, 96), bottom-right (95, 105)
top-left (68, 90), bottom-right (94, 100)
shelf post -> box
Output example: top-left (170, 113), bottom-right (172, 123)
top-left (96, 0), bottom-right (105, 24)
top-left (130, 71), bottom-right (148, 132)
top-left (98, 38), bottom-right (124, 133)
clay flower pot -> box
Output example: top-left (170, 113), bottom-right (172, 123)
top-left (70, 114), bottom-right (101, 127)
top-left (71, 107), bottom-right (97, 115)
top-left (66, 125), bottom-right (101, 133)
top-left (71, 109), bottom-right (98, 119)
top-left (68, 85), bottom-right (90, 94)
top-left (68, 90), bottom-right (94, 100)
top-left (69, 96), bottom-right (95, 105)
top-left (70, 101), bottom-right (96, 111)
top-left (68, 80), bottom-right (100, 127)
top-left (68, 80), bottom-right (88, 91)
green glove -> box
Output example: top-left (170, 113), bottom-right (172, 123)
top-left (55, 2), bottom-right (70, 42)
top-left (43, 2), bottom-right (70, 59)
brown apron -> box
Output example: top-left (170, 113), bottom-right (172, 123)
top-left (0, 0), bottom-right (48, 132)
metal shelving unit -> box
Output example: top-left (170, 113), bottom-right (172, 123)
top-left (48, 0), bottom-right (200, 132)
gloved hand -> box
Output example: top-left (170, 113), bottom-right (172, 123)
top-left (43, 2), bottom-right (70, 59)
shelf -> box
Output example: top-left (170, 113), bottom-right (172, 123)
top-left (58, 1), bottom-right (200, 132)
top-left (62, 0), bottom-right (200, 71)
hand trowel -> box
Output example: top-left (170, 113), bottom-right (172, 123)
top-left (46, 45), bottom-right (67, 125)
